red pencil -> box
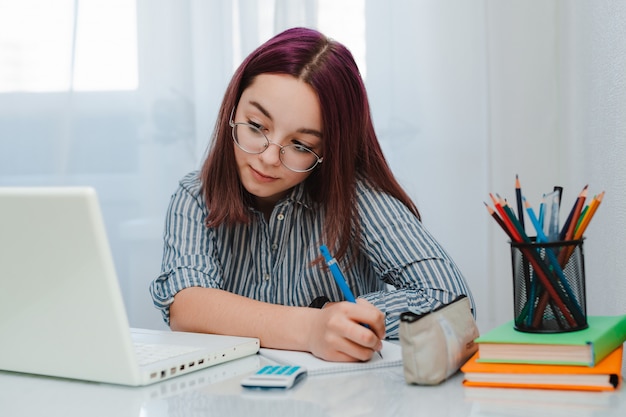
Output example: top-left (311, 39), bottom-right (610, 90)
top-left (489, 193), bottom-right (522, 242)
top-left (557, 185), bottom-right (588, 267)
top-left (563, 185), bottom-right (588, 242)
top-left (484, 202), bottom-right (513, 239)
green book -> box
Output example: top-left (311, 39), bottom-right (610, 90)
top-left (475, 315), bottom-right (626, 366)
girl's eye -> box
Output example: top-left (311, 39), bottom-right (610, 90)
top-left (247, 120), bottom-right (263, 130)
top-left (291, 141), bottom-right (314, 153)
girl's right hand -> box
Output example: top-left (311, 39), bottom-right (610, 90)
top-left (306, 298), bottom-right (385, 362)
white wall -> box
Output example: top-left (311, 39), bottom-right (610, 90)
top-left (365, 1), bottom-right (490, 329)
top-left (485, 1), bottom-right (564, 329)
top-left (366, 0), bottom-right (626, 332)
top-left (559, 1), bottom-right (626, 315)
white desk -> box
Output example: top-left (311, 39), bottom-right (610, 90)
top-left (1, 353), bottom-right (625, 417)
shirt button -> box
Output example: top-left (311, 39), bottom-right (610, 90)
top-left (271, 243), bottom-right (278, 251)
top-left (263, 273), bottom-right (270, 281)
top-left (276, 213), bottom-right (285, 221)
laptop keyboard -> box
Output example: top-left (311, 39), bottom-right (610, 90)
top-left (134, 342), bottom-right (204, 366)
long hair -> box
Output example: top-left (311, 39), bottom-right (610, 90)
top-left (201, 27), bottom-right (420, 261)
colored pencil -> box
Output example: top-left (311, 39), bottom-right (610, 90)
top-left (538, 194), bottom-right (546, 230)
top-left (556, 191), bottom-right (606, 270)
top-left (501, 197), bottom-right (528, 242)
top-left (575, 205), bottom-right (590, 233)
top-left (561, 185), bottom-right (588, 242)
top-left (489, 193), bottom-right (522, 242)
top-left (557, 185), bottom-right (588, 267)
top-left (574, 191), bottom-right (604, 239)
top-left (484, 202), bottom-right (511, 238)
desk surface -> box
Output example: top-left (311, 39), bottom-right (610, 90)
top-left (1, 354), bottom-right (625, 417)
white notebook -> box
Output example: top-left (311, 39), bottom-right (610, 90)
top-left (259, 341), bottom-right (403, 376)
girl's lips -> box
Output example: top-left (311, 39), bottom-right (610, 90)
top-left (250, 166), bottom-right (277, 182)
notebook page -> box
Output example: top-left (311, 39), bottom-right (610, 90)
top-left (259, 341), bottom-right (403, 376)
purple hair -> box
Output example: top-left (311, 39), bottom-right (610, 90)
top-left (201, 27), bottom-right (419, 261)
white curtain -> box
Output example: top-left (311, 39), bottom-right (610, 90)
top-left (2, 0), bottom-right (625, 331)
top-left (0, 0), bottom-right (366, 330)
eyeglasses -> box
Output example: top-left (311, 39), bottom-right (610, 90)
top-left (229, 108), bottom-right (323, 173)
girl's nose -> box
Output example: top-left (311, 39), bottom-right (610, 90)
top-left (259, 142), bottom-right (283, 167)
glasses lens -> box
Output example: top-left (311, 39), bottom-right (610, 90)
top-left (232, 124), bottom-right (268, 154)
top-left (281, 145), bottom-right (320, 172)
top-left (232, 122), bottom-right (321, 172)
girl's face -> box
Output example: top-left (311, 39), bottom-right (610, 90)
top-left (233, 73), bottom-right (323, 211)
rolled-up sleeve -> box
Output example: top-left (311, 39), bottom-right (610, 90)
top-left (149, 176), bottom-right (223, 325)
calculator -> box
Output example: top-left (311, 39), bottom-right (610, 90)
top-left (240, 365), bottom-right (307, 389)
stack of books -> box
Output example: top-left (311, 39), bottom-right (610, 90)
top-left (461, 315), bottom-right (626, 391)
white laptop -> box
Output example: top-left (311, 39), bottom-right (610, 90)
top-left (0, 187), bottom-right (260, 386)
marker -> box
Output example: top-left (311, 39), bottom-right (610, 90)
top-left (320, 245), bottom-right (382, 359)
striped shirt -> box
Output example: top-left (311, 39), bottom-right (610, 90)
top-left (149, 171), bottom-right (474, 338)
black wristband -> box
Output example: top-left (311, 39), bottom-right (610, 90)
top-left (308, 296), bottom-right (330, 309)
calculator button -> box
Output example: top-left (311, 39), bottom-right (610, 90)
top-left (285, 366), bottom-right (300, 375)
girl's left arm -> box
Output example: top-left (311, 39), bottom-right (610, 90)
top-left (356, 185), bottom-right (475, 338)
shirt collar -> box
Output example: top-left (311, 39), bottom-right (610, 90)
top-left (284, 182), bottom-right (314, 209)
top-left (247, 183), bottom-right (315, 213)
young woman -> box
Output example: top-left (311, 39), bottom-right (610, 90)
top-left (150, 27), bottom-right (474, 362)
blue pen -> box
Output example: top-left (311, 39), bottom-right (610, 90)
top-left (320, 245), bottom-right (383, 358)
top-left (320, 244), bottom-right (356, 302)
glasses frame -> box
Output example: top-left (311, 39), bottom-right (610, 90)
top-left (229, 108), bottom-right (323, 173)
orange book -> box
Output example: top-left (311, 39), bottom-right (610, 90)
top-left (461, 345), bottom-right (623, 391)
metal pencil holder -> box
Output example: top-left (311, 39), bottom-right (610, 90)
top-left (510, 238), bottom-right (587, 333)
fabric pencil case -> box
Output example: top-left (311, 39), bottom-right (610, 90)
top-left (399, 295), bottom-right (479, 385)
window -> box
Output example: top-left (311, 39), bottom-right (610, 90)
top-left (230, 0), bottom-right (365, 78)
top-left (0, 0), bottom-right (138, 92)
top-left (317, 0), bottom-right (366, 78)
